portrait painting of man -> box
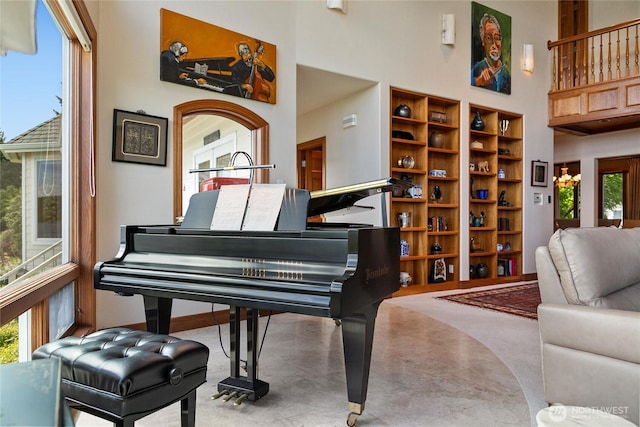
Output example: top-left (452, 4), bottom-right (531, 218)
top-left (470, 2), bottom-right (511, 95)
top-left (160, 9), bottom-right (277, 104)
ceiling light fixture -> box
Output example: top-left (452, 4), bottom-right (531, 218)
top-left (553, 164), bottom-right (581, 188)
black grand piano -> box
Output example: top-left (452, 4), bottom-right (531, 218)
top-left (94, 178), bottom-right (409, 426)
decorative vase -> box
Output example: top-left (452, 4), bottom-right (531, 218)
top-left (394, 104), bottom-right (412, 118)
top-left (469, 265), bottom-right (476, 279)
top-left (476, 263), bottom-right (489, 278)
top-left (428, 131), bottom-right (445, 148)
top-left (430, 242), bottom-right (442, 254)
top-left (430, 185), bottom-right (443, 203)
top-left (400, 240), bottom-right (410, 256)
top-left (470, 111), bottom-right (486, 131)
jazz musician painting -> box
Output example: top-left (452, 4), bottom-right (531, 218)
top-left (160, 8), bottom-right (277, 104)
top-left (160, 41), bottom-right (206, 86)
top-left (231, 42), bottom-right (275, 101)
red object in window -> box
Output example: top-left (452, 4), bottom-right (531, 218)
top-left (200, 177), bottom-right (250, 192)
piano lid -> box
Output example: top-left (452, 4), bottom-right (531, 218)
top-left (307, 177), bottom-right (412, 217)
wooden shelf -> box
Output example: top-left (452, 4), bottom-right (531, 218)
top-left (468, 104), bottom-right (523, 287)
top-left (392, 197), bottom-right (426, 203)
top-left (390, 87), bottom-right (460, 292)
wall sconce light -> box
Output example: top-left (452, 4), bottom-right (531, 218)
top-left (522, 44), bottom-right (534, 73)
top-left (326, 0), bottom-right (346, 13)
top-left (441, 14), bottom-right (455, 45)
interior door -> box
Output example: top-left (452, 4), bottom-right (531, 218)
top-left (297, 137), bottom-right (325, 191)
top-left (558, 0), bottom-right (588, 86)
top-left (297, 138), bottom-right (325, 223)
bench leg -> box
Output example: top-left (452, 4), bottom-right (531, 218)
top-left (180, 389), bottom-right (197, 427)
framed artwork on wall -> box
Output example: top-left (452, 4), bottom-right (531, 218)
top-left (470, 2), bottom-right (511, 94)
top-left (160, 8), bottom-right (277, 104)
top-left (531, 160), bottom-right (549, 187)
top-left (112, 109), bottom-right (168, 166)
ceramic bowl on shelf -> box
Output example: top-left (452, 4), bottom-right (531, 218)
top-left (476, 189), bottom-right (489, 199)
top-left (394, 104), bottom-right (412, 118)
top-left (399, 271), bottom-right (412, 287)
top-left (475, 263), bottom-right (489, 278)
top-left (429, 131), bottom-right (446, 148)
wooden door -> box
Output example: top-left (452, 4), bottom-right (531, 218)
top-left (558, 0), bottom-right (588, 87)
top-left (297, 138), bottom-right (325, 223)
top-left (297, 137), bottom-right (325, 191)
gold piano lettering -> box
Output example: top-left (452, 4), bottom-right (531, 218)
top-left (365, 265), bottom-right (389, 284)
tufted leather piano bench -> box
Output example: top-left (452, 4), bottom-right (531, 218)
top-left (32, 328), bottom-right (209, 427)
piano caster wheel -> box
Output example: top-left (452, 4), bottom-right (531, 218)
top-left (346, 412), bottom-right (359, 426)
top-left (334, 319), bottom-right (341, 326)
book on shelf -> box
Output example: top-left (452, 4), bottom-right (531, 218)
top-left (498, 257), bottom-right (518, 276)
top-left (429, 216), bottom-right (448, 232)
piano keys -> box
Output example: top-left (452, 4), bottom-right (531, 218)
top-left (94, 178), bottom-right (410, 425)
top-left (177, 57), bottom-right (245, 97)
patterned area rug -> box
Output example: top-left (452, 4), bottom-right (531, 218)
top-left (437, 283), bottom-right (541, 320)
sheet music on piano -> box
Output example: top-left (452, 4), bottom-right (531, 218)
top-left (210, 183), bottom-right (286, 231)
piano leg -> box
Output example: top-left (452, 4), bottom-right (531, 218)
top-left (341, 301), bottom-right (381, 425)
top-left (143, 296), bottom-right (173, 334)
top-left (216, 306), bottom-right (269, 403)
top-left (229, 306), bottom-right (241, 378)
top-left (246, 307), bottom-right (259, 383)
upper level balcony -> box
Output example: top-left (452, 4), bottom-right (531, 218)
top-left (548, 18), bottom-right (640, 135)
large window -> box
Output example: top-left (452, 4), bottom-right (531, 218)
top-left (0, 0), bottom-right (96, 357)
top-left (36, 159), bottom-right (63, 240)
top-left (601, 172), bottom-right (623, 220)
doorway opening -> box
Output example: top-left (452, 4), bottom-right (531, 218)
top-left (297, 137), bottom-right (325, 191)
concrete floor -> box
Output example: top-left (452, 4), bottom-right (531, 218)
top-left (76, 300), bottom-right (531, 427)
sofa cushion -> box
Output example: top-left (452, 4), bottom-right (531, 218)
top-left (547, 227), bottom-right (640, 310)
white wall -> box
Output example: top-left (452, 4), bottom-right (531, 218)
top-left (295, 0), bottom-right (556, 280)
top-left (590, 1), bottom-right (640, 29)
top-left (554, 129), bottom-right (639, 227)
top-left (91, 0), bottom-right (563, 328)
top-left (298, 84), bottom-right (384, 226)
top-left (93, 1), bottom-right (297, 328)
top-left (556, 3), bottom-right (640, 228)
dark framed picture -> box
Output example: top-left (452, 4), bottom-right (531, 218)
top-left (470, 2), bottom-right (511, 94)
top-left (531, 160), bottom-right (548, 187)
top-left (112, 109), bottom-right (168, 166)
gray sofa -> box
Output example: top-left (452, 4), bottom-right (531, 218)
top-left (535, 226), bottom-right (640, 425)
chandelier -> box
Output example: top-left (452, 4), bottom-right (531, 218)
top-left (553, 165), bottom-right (581, 188)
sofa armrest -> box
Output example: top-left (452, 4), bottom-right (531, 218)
top-left (535, 246), bottom-right (568, 304)
top-left (538, 304), bottom-right (640, 364)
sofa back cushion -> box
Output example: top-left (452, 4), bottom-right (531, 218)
top-left (548, 227), bottom-right (640, 310)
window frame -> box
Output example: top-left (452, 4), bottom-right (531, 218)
top-left (0, 0), bottom-right (96, 351)
top-left (33, 157), bottom-right (63, 242)
top-left (598, 169), bottom-right (627, 220)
